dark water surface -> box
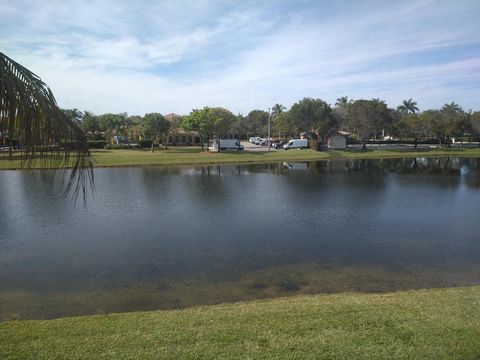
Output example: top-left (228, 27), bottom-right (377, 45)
top-left (1, 157), bottom-right (480, 320)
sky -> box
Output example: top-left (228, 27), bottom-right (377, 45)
top-left (1, 0), bottom-right (479, 116)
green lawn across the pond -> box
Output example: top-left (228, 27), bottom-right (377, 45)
top-left (1, 146), bottom-right (479, 169)
top-left (1, 286), bottom-right (479, 359)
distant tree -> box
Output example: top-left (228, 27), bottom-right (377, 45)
top-left (165, 113), bottom-right (183, 149)
top-left (98, 113), bottom-right (131, 142)
top-left (182, 107), bottom-right (234, 151)
top-left (182, 108), bottom-right (209, 151)
top-left (246, 109), bottom-right (269, 136)
top-left (128, 115), bottom-right (143, 124)
top-left (62, 108), bottom-right (84, 124)
top-left (470, 111), bottom-right (480, 148)
top-left (394, 113), bottom-right (429, 148)
top-left (143, 113), bottom-right (170, 152)
top-left (335, 96), bottom-right (353, 107)
top-left (442, 102), bottom-right (462, 113)
top-left (347, 99), bottom-right (391, 149)
top-left (388, 108), bottom-right (403, 136)
top-left (334, 97), bottom-right (354, 130)
top-left (440, 102), bottom-right (466, 147)
top-left (208, 107), bottom-right (235, 138)
top-left (229, 114), bottom-right (247, 139)
top-left (272, 103), bottom-right (286, 118)
top-left (81, 111), bottom-right (100, 135)
top-left (289, 97), bottom-right (336, 140)
top-left (397, 99), bottom-right (419, 114)
top-left (421, 110), bottom-right (445, 146)
top-left (273, 111), bottom-right (295, 138)
top-left (270, 104), bottom-right (287, 137)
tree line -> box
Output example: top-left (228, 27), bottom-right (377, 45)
top-left (63, 97), bottom-right (480, 151)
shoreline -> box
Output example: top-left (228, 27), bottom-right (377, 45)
top-left (1, 147), bottom-right (479, 170)
top-left (2, 285), bottom-right (479, 359)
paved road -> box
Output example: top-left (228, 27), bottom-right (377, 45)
top-left (242, 141), bottom-right (280, 152)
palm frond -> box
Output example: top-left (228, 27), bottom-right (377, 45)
top-left (0, 52), bottom-right (94, 202)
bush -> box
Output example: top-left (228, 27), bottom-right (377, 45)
top-left (87, 140), bottom-right (107, 149)
top-left (104, 144), bottom-right (138, 150)
top-left (138, 140), bottom-right (153, 148)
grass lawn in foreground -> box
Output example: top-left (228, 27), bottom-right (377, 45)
top-left (1, 286), bottom-right (479, 359)
top-left (0, 146), bottom-right (479, 169)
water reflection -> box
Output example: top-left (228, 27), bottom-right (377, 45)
top-left (0, 157), bottom-right (479, 320)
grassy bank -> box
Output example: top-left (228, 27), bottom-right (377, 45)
top-left (1, 286), bottom-right (479, 359)
top-left (1, 147), bottom-right (480, 169)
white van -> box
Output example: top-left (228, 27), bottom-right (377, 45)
top-left (210, 139), bottom-right (244, 152)
top-left (283, 139), bottom-right (309, 150)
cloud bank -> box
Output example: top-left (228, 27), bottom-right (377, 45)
top-left (1, 0), bottom-right (479, 115)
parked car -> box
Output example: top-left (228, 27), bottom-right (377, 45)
top-left (283, 139), bottom-right (309, 150)
top-left (249, 136), bottom-right (261, 143)
top-left (274, 140), bottom-right (288, 149)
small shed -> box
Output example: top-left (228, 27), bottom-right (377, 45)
top-left (327, 130), bottom-right (350, 149)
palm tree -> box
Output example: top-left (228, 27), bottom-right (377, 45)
top-left (335, 96), bottom-right (352, 107)
top-left (271, 103), bottom-right (286, 118)
top-left (0, 52), bottom-right (93, 200)
top-left (442, 102), bottom-right (462, 113)
top-left (397, 98), bottom-right (419, 113)
top-left (62, 108), bottom-right (84, 124)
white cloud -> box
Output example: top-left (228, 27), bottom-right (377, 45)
top-left (1, 0), bottom-right (479, 114)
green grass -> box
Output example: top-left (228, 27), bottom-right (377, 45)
top-left (1, 286), bottom-right (479, 359)
top-left (1, 146), bottom-right (479, 170)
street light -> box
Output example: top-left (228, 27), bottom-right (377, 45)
top-left (267, 107), bottom-right (271, 151)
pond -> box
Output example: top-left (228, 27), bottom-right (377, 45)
top-left (1, 157), bottom-right (479, 320)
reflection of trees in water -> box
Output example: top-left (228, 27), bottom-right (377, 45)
top-left (183, 166), bottom-right (230, 206)
top-left (335, 159), bottom-right (388, 189)
top-left (137, 167), bottom-right (177, 206)
top-left (348, 157), bottom-right (468, 173)
top-left (464, 158), bottom-right (480, 189)
top-left (14, 170), bottom-right (73, 228)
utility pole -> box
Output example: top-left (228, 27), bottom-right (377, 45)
top-left (267, 108), bottom-right (271, 151)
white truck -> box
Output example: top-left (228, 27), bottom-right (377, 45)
top-left (210, 139), bottom-right (244, 152)
top-left (283, 139), bottom-right (309, 150)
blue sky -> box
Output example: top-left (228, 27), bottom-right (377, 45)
top-left (1, 0), bottom-right (479, 115)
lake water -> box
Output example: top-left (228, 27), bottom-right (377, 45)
top-left (1, 157), bottom-right (479, 320)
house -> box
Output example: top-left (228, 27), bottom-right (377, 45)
top-left (164, 113), bottom-right (201, 145)
top-left (327, 130), bottom-right (350, 149)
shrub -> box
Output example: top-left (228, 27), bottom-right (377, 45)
top-left (87, 140), bottom-right (107, 149)
top-left (105, 144), bottom-right (138, 150)
top-left (138, 140), bottom-right (153, 148)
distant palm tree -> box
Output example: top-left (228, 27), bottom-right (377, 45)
top-left (62, 108), bottom-right (84, 124)
top-left (0, 52), bottom-right (93, 200)
top-left (335, 96), bottom-right (352, 107)
top-left (441, 102), bottom-right (462, 113)
top-left (397, 98), bottom-right (419, 113)
top-left (271, 103), bottom-right (286, 118)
